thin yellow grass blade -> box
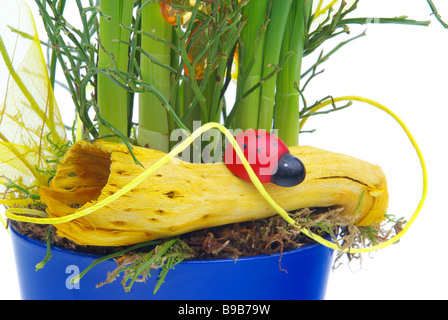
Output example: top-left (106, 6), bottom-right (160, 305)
top-left (312, 0), bottom-right (357, 27)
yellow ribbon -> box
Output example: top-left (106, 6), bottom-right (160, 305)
top-left (4, 96), bottom-right (427, 254)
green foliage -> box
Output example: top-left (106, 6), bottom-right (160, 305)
top-left (427, 0), bottom-right (448, 28)
top-left (35, 227), bottom-right (52, 271)
top-left (3, 182), bottom-right (40, 201)
top-left (93, 238), bottom-right (193, 294)
top-left (35, 0), bottom-right (434, 151)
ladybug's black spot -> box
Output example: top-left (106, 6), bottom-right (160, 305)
top-left (257, 148), bottom-right (262, 154)
top-left (242, 144), bottom-right (248, 150)
top-left (270, 153), bottom-right (306, 187)
top-left (256, 135), bottom-right (261, 139)
top-left (272, 142), bottom-right (278, 147)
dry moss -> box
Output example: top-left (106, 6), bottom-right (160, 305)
top-left (11, 206), bottom-right (404, 260)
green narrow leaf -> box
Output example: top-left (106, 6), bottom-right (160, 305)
top-left (232, 0), bottom-right (270, 131)
top-left (274, 0), bottom-right (311, 146)
top-left (138, 2), bottom-right (173, 152)
top-left (97, 0), bottom-right (134, 142)
top-left (258, 0), bottom-right (293, 131)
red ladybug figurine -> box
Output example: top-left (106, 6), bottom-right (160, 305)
top-left (224, 129), bottom-right (306, 187)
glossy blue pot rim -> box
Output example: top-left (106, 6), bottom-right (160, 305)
top-left (10, 224), bottom-right (328, 264)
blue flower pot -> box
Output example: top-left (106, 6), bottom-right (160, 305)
top-left (10, 225), bottom-right (334, 300)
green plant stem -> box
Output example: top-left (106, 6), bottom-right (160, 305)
top-left (49, 0), bottom-right (66, 88)
top-left (209, 62), bottom-right (228, 123)
top-left (232, 0), bottom-right (269, 131)
top-left (170, 27), bottom-right (181, 118)
top-left (97, 0), bottom-right (134, 142)
top-left (181, 80), bottom-right (200, 130)
top-left (258, 0), bottom-right (293, 131)
top-left (341, 16), bottom-right (431, 26)
top-left (179, 81), bottom-right (202, 162)
top-left (138, 2), bottom-right (172, 152)
top-left (208, 4), bottom-right (241, 124)
top-left (34, 0), bottom-right (98, 138)
top-left (75, 239), bottom-right (162, 285)
top-left (427, 0), bottom-right (448, 28)
top-left (35, 227), bottom-right (52, 271)
top-left (123, 238), bottom-right (179, 293)
top-left (274, 0), bottom-right (310, 146)
top-left (175, 21), bottom-right (208, 127)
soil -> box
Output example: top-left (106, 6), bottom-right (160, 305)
top-left (10, 207), bottom-right (339, 260)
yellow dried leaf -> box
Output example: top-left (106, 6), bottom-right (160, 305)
top-left (39, 140), bottom-right (388, 247)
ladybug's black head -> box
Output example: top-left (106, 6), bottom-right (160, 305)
top-left (270, 153), bottom-right (306, 187)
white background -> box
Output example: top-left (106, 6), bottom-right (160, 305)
top-left (1, 0), bottom-right (448, 300)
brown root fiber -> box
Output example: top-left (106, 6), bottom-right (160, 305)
top-left (11, 206), bottom-right (404, 261)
